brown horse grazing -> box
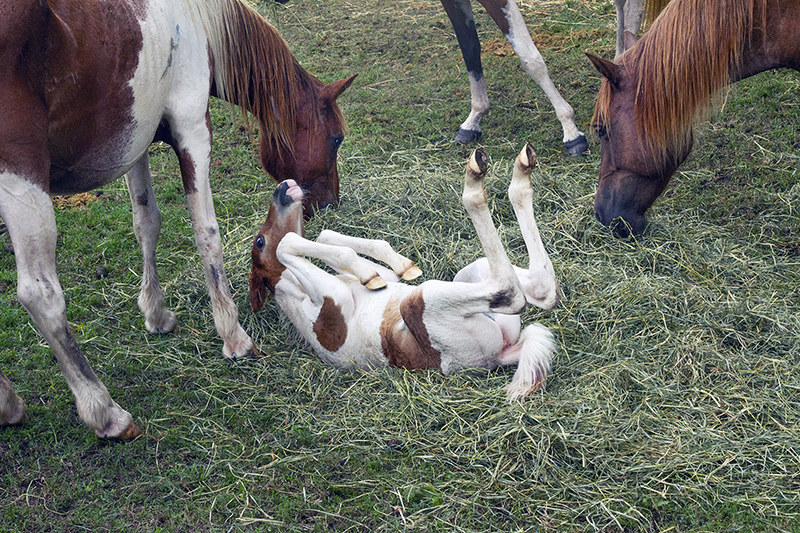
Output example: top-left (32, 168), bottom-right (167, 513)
top-left (587, 0), bottom-right (799, 237)
top-left (0, 0), bottom-right (353, 438)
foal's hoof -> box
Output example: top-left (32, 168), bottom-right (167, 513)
top-left (564, 134), bottom-right (589, 157)
top-left (401, 265), bottom-right (422, 281)
top-left (455, 128), bottom-right (481, 145)
top-left (365, 275), bottom-right (388, 290)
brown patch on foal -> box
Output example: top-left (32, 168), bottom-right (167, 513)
top-left (313, 296), bottom-right (347, 352)
top-left (380, 290), bottom-right (441, 370)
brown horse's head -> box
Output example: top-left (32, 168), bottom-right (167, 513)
top-left (587, 53), bottom-right (692, 238)
top-left (258, 74), bottom-right (356, 216)
top-left (249, 179), bottom-right (305, 312)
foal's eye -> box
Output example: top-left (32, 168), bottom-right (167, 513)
top-left (255, 235), bottom-right (265, 250)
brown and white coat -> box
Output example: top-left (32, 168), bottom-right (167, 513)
top-left (250, 145), bottom-right (560, 400)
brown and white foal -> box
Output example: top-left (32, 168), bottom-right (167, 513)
top-left (250, 146), bottom-right (560, 400)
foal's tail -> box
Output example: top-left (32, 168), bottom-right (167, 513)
top-left (500, 323), bottom-right (555, 402)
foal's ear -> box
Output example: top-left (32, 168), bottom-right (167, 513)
top-left (249, 272), bottom-right (268, 313)
top-left (322, 74), bottom-right (358, 101)
top-left (586, 53), bottom-right (621, 89)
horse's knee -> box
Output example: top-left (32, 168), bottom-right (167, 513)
top-left (16, 275), bottom-right (65, 321)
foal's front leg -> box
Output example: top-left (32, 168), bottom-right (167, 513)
top-left (316, 230), bottom-right (422, 282)
top-left (278, 232), bottom-right (391, 291)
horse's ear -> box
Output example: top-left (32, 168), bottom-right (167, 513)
top-left (586, 53), bottom-right (621, 88)
top-left (322, 74), bottom-right (358, 101)
top-left (623, 30), bottom-right (638, 52)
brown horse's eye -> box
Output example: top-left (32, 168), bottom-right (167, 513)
top-left (255, 235), bottom-right (265, 250)
top-left (332, 135), bottom-right (344, 149)
top-left (595, 124), bottom-right (607, 138)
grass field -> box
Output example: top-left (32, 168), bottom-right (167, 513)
top-left (1, 0), bottom-right (799, 531)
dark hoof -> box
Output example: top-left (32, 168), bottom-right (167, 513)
top-left (455, 128), bottom-right (481, 144)
top-left (564, 134), bottom-right (589, 157)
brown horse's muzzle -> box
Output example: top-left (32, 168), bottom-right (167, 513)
top-left (594, 169), bottom-right (649, 238)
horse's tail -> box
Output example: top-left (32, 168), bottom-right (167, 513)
top-left (501, 323), bottom-right (555, 402)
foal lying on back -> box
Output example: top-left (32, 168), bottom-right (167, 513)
top-left (249, 146), bottom-right (560, 400)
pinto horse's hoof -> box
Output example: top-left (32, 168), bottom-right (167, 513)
top-left (108, 423), bottom-right (141, 441)
top-left (564, 134), bottom-right (589, 157)
top-left (455, 128), bottom-right (482, 144)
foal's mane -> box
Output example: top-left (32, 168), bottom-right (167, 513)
top-left (595, 0), bottom-right (767, 170)
top-left (194, 0), bottom-right (320, 155)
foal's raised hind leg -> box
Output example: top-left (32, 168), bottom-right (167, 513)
top-left (462, 149), bottom-right (526, 315)
top-left (507, 144), bottom-right (559, 309)
top-left (125, 155), bottom-right (177, 333)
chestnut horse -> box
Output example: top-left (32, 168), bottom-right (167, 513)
top-left (587, 0), bottom-right (799, 237)
top-left (0, 0), bottom-right (353, 438)
top-left (250, 146), bottom-right (559, 401)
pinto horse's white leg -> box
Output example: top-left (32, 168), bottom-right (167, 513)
top-left (125, 155), bottom-right (177, 333)
top-left (507, 144), bottom-right (559, 309)
top-left (477, 0), bottom-right (588, 156)
top-left (0, 173), bottom-right (135, 438)
top-left (171, 116), bottom-right (255, 360)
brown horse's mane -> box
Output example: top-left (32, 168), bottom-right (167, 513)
top-left (595, 0), bottom-right (767, 171)
top-left (195, 0), bottom-right (322, 155)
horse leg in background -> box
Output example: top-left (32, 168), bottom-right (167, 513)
top-left (507, 144), bottom-right (559, 309)
top-left (169, 111), bottom-right (255, 360)
top-left (315, 230), bottom-right (422, 282)
top-left (439, 0), bottom-right (490, 144)
top-left (0, 174), bottom-right (136, 438)
top-left (440, 0), bottom-right (589, 156)
top-left (614, 0), bottom-right (644, 58)
top-left (476, 0), bottom-right (588, 156)
top-left (125, 155), bottom-right (177, 333)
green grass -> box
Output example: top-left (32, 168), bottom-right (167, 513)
top-left (2, 0), bottom-right (800, 531)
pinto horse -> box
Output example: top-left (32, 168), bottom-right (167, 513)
top-left (587, 0), bottom-right (800, 237)
top-left (0, 0), bottom-right (353, 438)
top-left (250, 146), bottom-right (560, 400)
